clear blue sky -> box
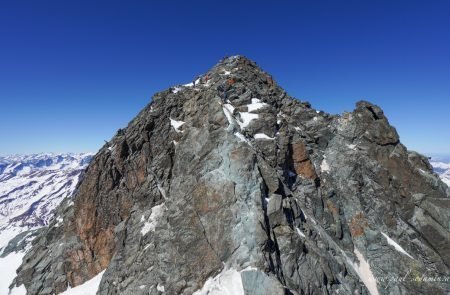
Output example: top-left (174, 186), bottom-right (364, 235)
top-left (0, 0), bottom-right (449, 155)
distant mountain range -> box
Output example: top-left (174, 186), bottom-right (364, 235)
top-left (0, 153), bottom-right (92, 294)
top-left (431, 159), bottom-right (450, 186)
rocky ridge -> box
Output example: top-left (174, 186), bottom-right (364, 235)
top-left (11, 56), bottom-right (450, 295)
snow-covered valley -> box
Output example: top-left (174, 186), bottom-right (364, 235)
top-left (0, 153), bottom-right (92, 294)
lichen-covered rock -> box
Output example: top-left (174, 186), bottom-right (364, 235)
top-left (12, 56), bottom-right (450, 295)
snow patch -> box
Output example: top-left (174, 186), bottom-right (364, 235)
top-left (381, 232), bottom-right (414, 259)
top-left (60, 270), bottom-right (106, 295)
top-left (9, 284), bottom-right (26, 295)
top-left (295, 227), bottom-right (306, 238)
top-left (247, 98), bottom-right (268, 112)
top-left (55, 216), bottom-right (64, 227)
top-left (348, 249), bottom-right (380, 295)
top-left (169, 118), bottom-right (185, 133)
top-left (141, 204), bottom-right (166, 236)
top-left (234, 132), bottom-right (251, 145)
top-left (347, 144), bottom-right (357, 150)
top-left (202, 79), bottom-right (212, 87)
top-left (321, 158), bottom-right (330, 172)
top-left (156, 183), bottom-right (167, 200)
top-left (254, 133), bottom-right (274, 140)
top-left (156, 284), bottom-right (165, 292)
top-left (238, 112), bottom-right (259, 129)
top-left (183, 78), bottom-right (201, 88)
top-left (222, 104), bottom-right (235, 128)
top-left (223, 103), bottom-right (235, 114)
top-left (418, 168), bottom-right (427, 175)
top-left (172, 86), bottom-right (182, 94)
top-left (0, 251), bottom-right (25, 295)
top-left (193, 268), bottom-right (245, 295)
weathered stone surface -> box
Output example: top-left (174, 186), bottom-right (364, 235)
top-left (241, 270), bottom-right (285, 294)
top-left (12, 56), bottom-right (450, 295)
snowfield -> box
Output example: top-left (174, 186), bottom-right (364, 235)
top-left (0, 153), bottom-right (92, 295)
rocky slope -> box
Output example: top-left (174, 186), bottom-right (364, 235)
top-left (0, 153), bottom-right (92, 294)
top-left (11, 56), bottom-right (450, 295)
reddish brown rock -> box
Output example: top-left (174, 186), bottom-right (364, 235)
top-left (348, 212), bottom-right (369, 237)
top-left (291, 142), bottom-right (317, 180)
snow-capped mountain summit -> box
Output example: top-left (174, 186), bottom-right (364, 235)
top-left (0, 153), bottom-right (92, 295)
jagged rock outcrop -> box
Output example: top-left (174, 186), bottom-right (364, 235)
top-left (12, 56), bottom-right (450, 295)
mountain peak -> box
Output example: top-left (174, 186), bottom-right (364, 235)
top-left (214, 55), bottom-right (256, 67)
top-left (11, 58), bottom-right (450, 295)
top-left (163, 55), bottom-right (279, 101)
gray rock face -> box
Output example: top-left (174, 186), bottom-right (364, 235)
top-left (12, 56), bottom-right (450, 294)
